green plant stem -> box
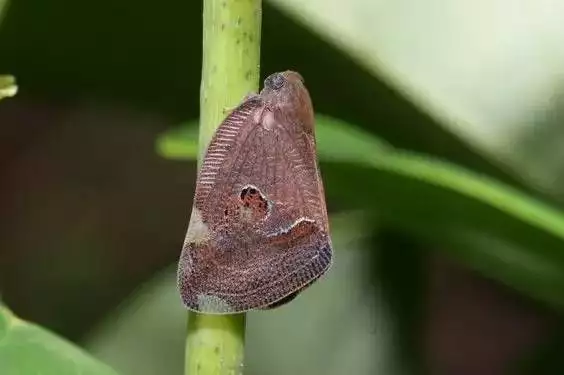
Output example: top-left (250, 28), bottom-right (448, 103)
top-left (185, 1), bottom-right (261, 375)
top-left (198, 0), bottom-right (262, 152)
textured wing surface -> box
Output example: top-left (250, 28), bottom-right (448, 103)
top-left (178, 102), bottom-right (332, 313)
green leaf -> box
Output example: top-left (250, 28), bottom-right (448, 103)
top-left (0, 75), bottom-right (17, 100)
top-left (155, 114), bottom-right (391, 161)
top-left (0, 304), bottom-right (119, 375)
top-left (322, 150), bottom-right (564, 309)
top-left (155, 121), bottom-right (199, 161)
top-left (0, 0), bottom-right (9, 26)
top-left (267, 0), bottom-right (564, 201)
top-left (313, 118), bottom-right (564, 307)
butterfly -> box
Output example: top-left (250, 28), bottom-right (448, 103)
top-left (177, 71), bottom-right (332, 314)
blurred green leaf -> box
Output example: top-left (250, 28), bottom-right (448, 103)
top-left (156, 115), bottom-right (391, 161)
top-left (323, 151), bottom-right (564, 308)
top-left (0, 75), bottom-right (16, 100)
top-left (0, 304), bottom-right (119, 375)
top-left (156, 115), bottom-right (564, 308)
top-left (0, 0), bottom-right (8, 25)
top-left (267, 0), bottom-right (564, 201)
top-left (155, 121), bottom-right (199, 160)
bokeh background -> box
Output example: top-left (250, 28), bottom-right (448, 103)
top-left (2, 0), bottom-right (564, 374)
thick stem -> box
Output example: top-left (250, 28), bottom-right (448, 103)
top-left (185, 1), bottom-right (261, 375)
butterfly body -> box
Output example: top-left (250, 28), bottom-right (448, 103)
top-left (177, 71), bottom-right (332, 314)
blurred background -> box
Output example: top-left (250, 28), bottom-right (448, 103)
top-left (2, 0), bottom-right (564, 374)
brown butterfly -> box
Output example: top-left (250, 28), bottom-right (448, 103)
top-left (177, 71), bottom-right (332, 314)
